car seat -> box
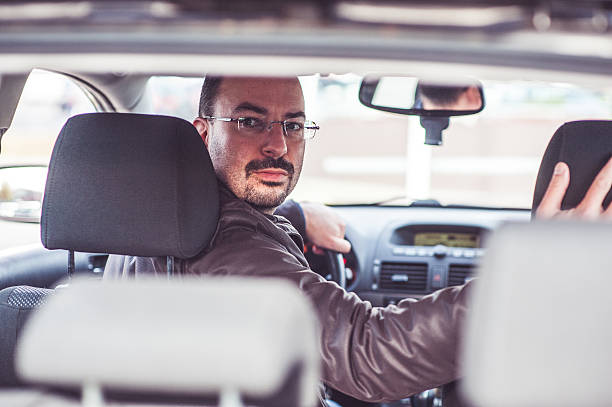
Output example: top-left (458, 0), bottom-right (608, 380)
top-left (0, 285), bottom-right (52, 387)
top-left (461, 221), bottom-right (612, 406)
top-left (0, 112), bottom-right (219, 387)
top-left (443, 120), bottom-right (612, 407)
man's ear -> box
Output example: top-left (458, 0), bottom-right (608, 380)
top-left (192, 117), bottom-right (210, 148)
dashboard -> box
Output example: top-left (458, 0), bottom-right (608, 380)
top-left (326, 206), bottom-right (530, 305)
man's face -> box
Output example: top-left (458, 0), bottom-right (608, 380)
top-left (193, 77), bottom-right (306, 213)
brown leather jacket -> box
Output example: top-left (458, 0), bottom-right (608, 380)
top-left (104, 185), bottom-right (472, 403)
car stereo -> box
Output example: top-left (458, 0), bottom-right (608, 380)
top-left (369, 223), bottom-right (487, 303)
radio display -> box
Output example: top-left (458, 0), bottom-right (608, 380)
top-left (413, 232), bottom-right (479, 248)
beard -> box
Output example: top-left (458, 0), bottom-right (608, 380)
top-left (242, 157), bottom-right (295, 211)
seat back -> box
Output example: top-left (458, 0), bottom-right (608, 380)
top-left (0, 286), bottom-right (53, 387)
top-left (461, 221), bottom-right (612, 406)
top-left (16, 278), bottom-right (320, 407)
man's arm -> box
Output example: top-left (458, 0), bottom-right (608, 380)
top-left (191, 226), bottom-right (469, 402)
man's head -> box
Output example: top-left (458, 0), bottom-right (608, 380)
top-left (193, 76), bottom-right (306, 214)
top-left (416, 83), bottom-right (481, 111)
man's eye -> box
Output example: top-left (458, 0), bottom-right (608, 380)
top-left (285, 122), bottom-right (304, 132)
top-left (240, 117), bottom-right (263, 129)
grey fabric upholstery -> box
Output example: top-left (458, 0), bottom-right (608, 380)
top-left (532, 120), bottom-right (612, 215)
top-left (0, 286), bottom-right (53, 387)
top-left (41, 113), bottom-right (219, 258)
top-left (6, 287), bottom-right (51, 308)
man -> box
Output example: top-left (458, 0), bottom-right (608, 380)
top-left (105, 75), bottom-right (612, 402)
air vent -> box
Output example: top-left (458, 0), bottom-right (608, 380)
top-left (448, 264), bottom-right (474, 286)
top-left (380, 262), bottom-right (427, 291)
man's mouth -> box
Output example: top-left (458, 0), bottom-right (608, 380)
top-left (245, 157), bottom-right (294, 185)
top-left (252, 169), bottom-right (288, 183)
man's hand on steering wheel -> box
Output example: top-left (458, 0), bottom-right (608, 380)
top-left (300, 202), bottom-right (351, 254)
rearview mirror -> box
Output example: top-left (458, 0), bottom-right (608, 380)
top-left (0, 165), bottom-right (47, 223)
top-left (359, 75), bottom-right (485, 117)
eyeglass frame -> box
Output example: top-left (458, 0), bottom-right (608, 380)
top-left (201, 115), bottom-right (319, 140)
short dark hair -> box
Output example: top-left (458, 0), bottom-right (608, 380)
top-left (198, 75), bottom-right (224, 117)
top-left (416, 84), bottom-right (469, 106)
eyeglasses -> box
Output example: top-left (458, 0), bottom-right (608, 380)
top-left (202, 116), bottom-right (319, 140)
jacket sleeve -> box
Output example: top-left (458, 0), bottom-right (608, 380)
top-left (195, 227), bottom-right (472, 403)
top-left (274, 200), bottom-right (307, 239)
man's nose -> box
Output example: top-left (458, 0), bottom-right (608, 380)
top-left (261, 122), bottom-right (288, 158)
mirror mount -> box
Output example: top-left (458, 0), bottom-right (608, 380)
top-left (420, 116), bottom-right (449, 146)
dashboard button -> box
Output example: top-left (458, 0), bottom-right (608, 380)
top-left (417, 248), bottom-right (428, 256)
top-left (433, 245), bottom-right (447, 258)
top-left (452, 249), bottom-right (463, 258)
top-left (392, 247), bottom-right (405, 255)
top-left (431, 265), bottom-right (444, 289)
top-left (405, 248), bottom-right (417, 256)
top-left (464, 249), bottom-right (476, 258)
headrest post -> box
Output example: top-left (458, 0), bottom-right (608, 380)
top-left (81, 381), bottom-right (104, 407)
top-left (219, 388), bottom-right (243, 407)
top-left (166, 256), bottom-right (174, 279)
top-left (68, 250), bottom-right (75, 280)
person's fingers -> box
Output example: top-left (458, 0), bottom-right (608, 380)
top-left (311, 245), bottom-right (325, 255)
top-left (601, 204), bottom-right (612, 219)
top-left (576, 156), bottom-right (612, 217)
top-left (312, 237), bottom-right (351, 254)
top-left (330, 237), bottom-right (351, 254)
top-left (315, 237), bottom-right (351, 254)
top-left (535, 162), bottom-right (570, 218)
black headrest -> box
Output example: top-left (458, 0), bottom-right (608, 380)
top-left (532, 120), bottom-right (612, 216)
top-left (41, 113), bottom-right (219, 258)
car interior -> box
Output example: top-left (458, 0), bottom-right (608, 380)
top-left (2, 1), bottom-right (612, 406)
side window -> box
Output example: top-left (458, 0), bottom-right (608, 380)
top-left (0, 70), bottom-right (96, 250)
top-left (2, 69), bottom-right (96, 163)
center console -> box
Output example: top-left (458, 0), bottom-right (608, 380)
top-left (365, 222), bottom-right (488, 305)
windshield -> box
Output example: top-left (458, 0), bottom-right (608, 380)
top-left (140, 74), bottom-right (612, 209)
top-left (5, 72), bottom-right (612, 212)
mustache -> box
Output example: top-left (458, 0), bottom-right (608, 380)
top-left (245, 157), bottom-right (294, 177)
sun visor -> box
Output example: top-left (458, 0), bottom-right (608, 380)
top-left (461, 221), bottom-right (612, 406)
top-left (0, 73), bottom-right (28, 139)
top-left (16, 277), bottom-right (320, 407)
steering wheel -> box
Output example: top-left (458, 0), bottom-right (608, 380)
top-left (305, 246), bottom-right (346, 289)
top-left (324, 250), bottom-right (346, 289)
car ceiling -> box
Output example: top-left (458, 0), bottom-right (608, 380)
top-left (2, 1), bottom-right (612, 76)
top-left (1, 0), bottom-right (612, 129)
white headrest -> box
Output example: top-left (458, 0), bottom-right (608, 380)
top-left (16, 277), bottom-right (320, 407)
top-left (462, 221), bottom-right (612, 407)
